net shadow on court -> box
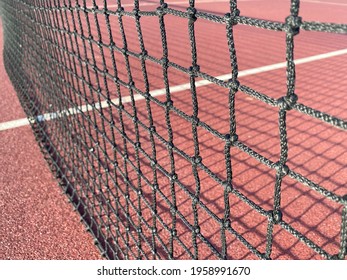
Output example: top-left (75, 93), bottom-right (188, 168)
top-left (1, 0), bottom-right (346, 260)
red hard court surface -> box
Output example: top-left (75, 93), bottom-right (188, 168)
top-left (1, 0), bottom-right (347, 259)
top-left (0, 20), bottom-right (101, 259)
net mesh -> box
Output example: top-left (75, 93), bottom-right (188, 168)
top-left (1, 0), bottom-right (347, 259)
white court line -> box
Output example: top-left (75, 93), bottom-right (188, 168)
top-left (0, 118), bottom-right (31, 131)
top-left (1, 48), bottom-right (347, 132)
top-left (302, 0), bottom-right (347, 6)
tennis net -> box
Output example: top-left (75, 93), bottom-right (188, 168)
top-left (1, 0), bottom-right (347, 259)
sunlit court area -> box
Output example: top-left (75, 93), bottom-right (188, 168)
top-left (0, 0), bottom-right (346, 260)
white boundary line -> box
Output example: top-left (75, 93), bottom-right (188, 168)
top-left (0, 118), bottom-right (31, 131)
top-left (1, 48), bottom-right (347, 132)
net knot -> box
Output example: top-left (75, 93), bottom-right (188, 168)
top-left (121, 47), bottom-right (128, 55)
top-left (187, 7), bottom-right (197, 22)
top-left (135, 141), bottom-right (141, 148)
top-left (277, 93), bottom-right (298, 110)
top-left (144, 91), bottom-right (150, 99)
top-left (109, 41), bottom-right (116, 49)
top-left (91, 5), bottom-right (98, 12)
top-left (166, 100), bottom-right (174, 109)
top-left (161, 57), bottom-right (169, 68)
top-left (137, 189), bottom-right (143, 196)
top-left (156, 4), bottom-right (168, 16)
top-left (222, 181), bottom-right (233, 193)
top-left (116, 7), bottom-right (124, 16)
top-left (191, 116), bottom-right (200, 126)
top-left (225, 133), bottom-right (238, 145)
top-left (127, 80), bottom-right (135, 88)
top-left (285, 15), bottom-right (302, 36)
top-left (168, 141), bottom-right (174, 149)
top-left (194, 226), bottom-right (200, 234)
top-left (270, 210), bottom-right (283, 224)
top-left (223, 220), bottom-right (231, 229)
top-left (133, 8), bottom-right (140, 18)
top-left (275, 162), bottom-right (289, 176)
top-left (193, 156), bottom-right (202, 165)
top-left (187, 7), bottom-right (197, 15)
top-left (224, 9), bottom-right (240, 25)
top-left (170, 172), bottom-right (178, 181)
top-left (228, 79), bottom-right (240, 91)
top-left (170, 206), bottom-right (177, 215)
top-left (140, 50), bottom-right (148, 59)
top-left (189, 65), bottom-right (200, 76)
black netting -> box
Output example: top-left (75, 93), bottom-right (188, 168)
top-left (1, 0), bottom-right (346, 260)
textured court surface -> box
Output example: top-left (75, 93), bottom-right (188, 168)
top-left (0, 0), bottom-right (346, 260)
top-left (0, 19), bottom-right (102, 260)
